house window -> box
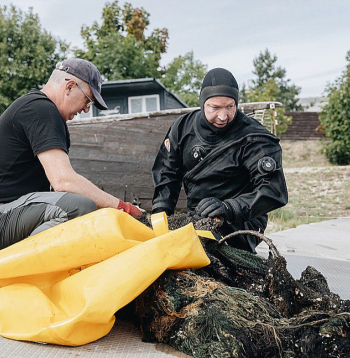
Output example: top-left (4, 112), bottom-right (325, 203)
top-left (128, 95), bottom-right (160, 114)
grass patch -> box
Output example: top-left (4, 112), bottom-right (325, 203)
top-left (266, 208), bottom-right (327, 234)
top-left (281, 140), bottom-right (330, 168)
top-left (267, 140), bottom-right (350, 233)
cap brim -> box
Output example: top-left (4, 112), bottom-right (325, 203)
top-left (91, 87), bottom-right (108, 110)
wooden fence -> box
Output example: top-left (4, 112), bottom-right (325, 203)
top-left (280, 111), bottom-right (323, 140)
top-left (68, 109), bottom-right (190, 210)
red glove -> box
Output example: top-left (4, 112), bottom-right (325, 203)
top-left (117, 199), bottom-right (143, 219)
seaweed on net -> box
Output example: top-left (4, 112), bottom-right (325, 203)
top-left (283, 310), bottom-right (350, 357)
top-left (135, 269), bottom-right (350, 358)
top-left (136, 270), bottom-right (286, 358)
top-left (134, 214), bottom-right (350, 358)
top-left (200, 240), bottom-right (270, 294)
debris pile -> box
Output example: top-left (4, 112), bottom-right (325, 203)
top-left (134, 213), bottom-right (350, 358)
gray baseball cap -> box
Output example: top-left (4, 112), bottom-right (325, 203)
top-left (56, 58), bottom-right (108, 110)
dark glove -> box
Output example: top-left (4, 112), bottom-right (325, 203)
top-left (196, 197), bottom-right (233, 222)
top-left (117, 199), bottom-right (143, 219)
top-left (152, 207), bottom-right (172, 216)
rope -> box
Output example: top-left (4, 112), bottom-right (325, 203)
top-left (218, 230), bottom-right (280, 258)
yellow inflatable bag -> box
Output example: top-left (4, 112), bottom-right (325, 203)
top-left (0, 208), bottom-right (210, 346)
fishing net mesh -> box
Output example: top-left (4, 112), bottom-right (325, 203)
top-left (133, 213), bottom-right (350, 358)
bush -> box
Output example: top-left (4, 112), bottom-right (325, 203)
top-left (319, 50), bottom-right (350, 165)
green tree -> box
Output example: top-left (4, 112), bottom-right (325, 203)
top-left (244, 49), bottom-right (301, 135)
top-left (319, 50), bottom-right (350, 165)
top-left (0, 5), bottom-right (69, 114)
top-left (245, 79), bottom-right (292, 135)
top-left (161, 51), bottom-right (207, 107)
top-left (75, 1), bottom-right (168, 81)
top-left (239, 83), bottom-right (248, 104)
top-left (250, 49), bottom-right (302, 111)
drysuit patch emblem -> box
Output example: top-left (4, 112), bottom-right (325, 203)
top-left (190, 146), bottom-right (207, 163)
top-left (258, 157), bottom-right (276, 174)
top-left (164, 139), bottom-right (171, 152)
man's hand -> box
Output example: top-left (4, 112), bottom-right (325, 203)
top-left (152, 207), bottom-right (172, 216)
top-left (117, 200), bottom-right (144, 219)
top-left (196, 197), bottom-right (233, 221)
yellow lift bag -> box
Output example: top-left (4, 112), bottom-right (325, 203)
top-left (0, 208), bottom-right (210, 346)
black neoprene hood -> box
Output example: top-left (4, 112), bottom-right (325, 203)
top-left (199, 68), bottom-right (239, 109)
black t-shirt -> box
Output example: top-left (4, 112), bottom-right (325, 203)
top-left (0, 89), bottom-right (70, 203)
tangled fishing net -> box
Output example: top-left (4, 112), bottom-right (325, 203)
top-left (134, 213), bottom-right (350, 358)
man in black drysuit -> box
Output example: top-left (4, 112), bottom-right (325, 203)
top-left (152, 68), bottom-right (288, 252)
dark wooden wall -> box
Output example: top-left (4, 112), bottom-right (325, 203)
top-left (68, 110), bottom-right (324, 211)
top-left (68, 110), bottom-right (191, 210)
top-left (280, 112), bottom-right (323, 140)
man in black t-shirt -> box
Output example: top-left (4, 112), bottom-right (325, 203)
top-left (0, 58), bottom-right (143, 249)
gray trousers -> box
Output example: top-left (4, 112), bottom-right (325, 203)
top-left (0, 192), bottom-right (97, 249)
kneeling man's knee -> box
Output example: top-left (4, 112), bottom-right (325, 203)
top-left (56, 193), bottom-right (97, 220)
top-left (76, 196), bottom-right (98, 216)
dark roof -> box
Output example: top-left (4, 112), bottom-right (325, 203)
top-left (101, 78), bottom-right (188, 107)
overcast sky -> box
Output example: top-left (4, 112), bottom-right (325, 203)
top-left (2, 0), bottom-right (350, 97)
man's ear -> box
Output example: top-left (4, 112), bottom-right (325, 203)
top-left (64, 79), bottom-right (75, 94)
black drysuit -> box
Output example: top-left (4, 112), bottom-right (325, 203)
top-left (152, 109), bottom-right (288, 252)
